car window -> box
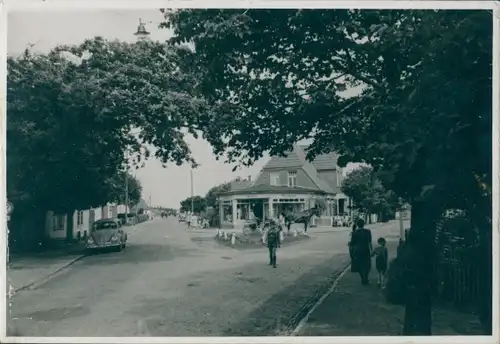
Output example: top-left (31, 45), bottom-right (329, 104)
top-left (93, 221), bottom-right (118, 230)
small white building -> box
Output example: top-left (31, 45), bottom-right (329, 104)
top-left (45, 203), bottom-right (123, 241)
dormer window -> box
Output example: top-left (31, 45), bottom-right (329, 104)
top-left (270, 172), bottom-right (280, 186)
top-left (288, 171), bottom-right (297, 187)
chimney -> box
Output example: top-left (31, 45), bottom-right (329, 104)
top-left (248, 175), bottom-right (252, 182)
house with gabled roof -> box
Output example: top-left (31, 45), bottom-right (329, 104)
top-left (217, 144), bottom-right (350, 228)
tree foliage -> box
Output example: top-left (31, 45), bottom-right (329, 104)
top-left (162, 9), bottom-right (493, 335)
top-left (204, 180), bottom-right (232, 209)
top-left (107, 172), bottom-right (143, 208)
top-left (162, 9), bottom-right (491, 206)
top-left (341, 166), bottom-right (398, 216)
top-left (7, 37), bottom-right (202, 217)
top-left (180, 196), bottom-right (206, 213)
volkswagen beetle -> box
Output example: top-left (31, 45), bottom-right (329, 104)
top-left (86, 219), bottom-right (127, 253)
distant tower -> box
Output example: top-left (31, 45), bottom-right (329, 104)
top-left (134, 18), bottom-right (151, 41)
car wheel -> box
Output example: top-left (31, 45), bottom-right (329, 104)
top-left (116, 244), bottom-right (122, 252)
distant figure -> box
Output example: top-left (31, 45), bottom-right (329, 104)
top-left (350, 218), bottom-right (373, 285)
top-left (279, 212), bottom-right (286, 232)
top-left (191, 214), bottom-right (198, 228)
top-left (372, 237), bottom-right (388, 288)
top-left (285, 210), bottom-right (294, 234)
top-left (263, 219), bottom-right (281, 268)
top-left (186, 212), bottom-right (192, 228)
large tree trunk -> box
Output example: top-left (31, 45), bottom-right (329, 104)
top-left (402, 199), bottom-right (440, 335)
top-left (66, 210), bottom-right (75, 242)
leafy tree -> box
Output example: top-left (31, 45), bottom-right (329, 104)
top-left (8, 37), bottom-right (203, 243)
top-left (162, 9), bottom-right (492, 334)
top-left (205, 181), bottom-right (231, 209)
top-left (341, 166), bottom-right (397, 220)
top-left (108, 172), bottom-right (143, 208)
top-left (180, 196), bottom-right (206, 213)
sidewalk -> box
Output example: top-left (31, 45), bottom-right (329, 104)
top-left (7, 243), bottom-right (86, 293)
top-left (296, 239), bottom-right (484, 336)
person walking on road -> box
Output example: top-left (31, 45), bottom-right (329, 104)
top-left (263, 219), bottom-right (280, 268)
top-left (350, 218), bottom-right (373, 285)
top-left (285, 210), bottom-right (293, 234)
top-left (372, 237), bottom-right (388, 288)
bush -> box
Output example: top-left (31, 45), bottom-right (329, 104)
top-left (385, 256), bottom-right (407, 305)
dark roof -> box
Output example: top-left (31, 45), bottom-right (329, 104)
top-left (294, 145), bottom-right (335, 193)
top-left (262, 149), bottom-right (303, 170)
top-left (261, 145), bottom-right (335, 194)
top-left (299, 145), bottom-right (339, 171)
top-left (230, 179), bottom-right (252, 191)
top-left (219, 184), bottom-right (327, 196)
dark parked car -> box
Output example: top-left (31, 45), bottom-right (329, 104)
top-left (117, 213), bottom-right (127, 225)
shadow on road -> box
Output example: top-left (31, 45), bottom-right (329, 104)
top-left (83, 243), bottom-right (200, 265)
top-left (223, 253), bottom-right (351, 336)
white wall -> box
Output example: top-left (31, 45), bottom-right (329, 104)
top-left (45, 211), bottom-right (66, 240)
top-left (45, 207), bottom-right (100, 240)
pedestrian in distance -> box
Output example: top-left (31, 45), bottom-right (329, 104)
top-left (350, 218), bottom-right (373, 285)
top-left (372, 237), bottom-right (388, 288)
top-left (263, 219), bottom-right (281, 268)
top-left (285, 210), bottom-right (294, 234)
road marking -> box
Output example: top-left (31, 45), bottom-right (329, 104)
top-left (290, 264), bottom-right (351, 336)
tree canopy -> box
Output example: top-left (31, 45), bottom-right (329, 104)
top-left (107, 172), bottom-right (143, 208)
top-left (341, 166), bottom-right (398, 217)
top-left (162, 9), bottom-right (493, 335)
top-left (162, 9), bottom-right (492, 208)
top-left (7, 37), bottom-right (203, 216)
top-left (180, 196), bottom-right (206, 213)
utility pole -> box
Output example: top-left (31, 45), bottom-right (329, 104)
top-left (190, 169), bottom-right (194, 214)
top-left (125, 152), bottom-right (129, 224)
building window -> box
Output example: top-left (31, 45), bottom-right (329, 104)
top-left (270, 172), bottom-right (280, 186)
top-left (53, 215), bottom-right (64, 231)
top-left (336, 170), bottom-right (343, 186)
top-left (288, 172), bottom-right (297, 187)
top-left (77, 211), bottom-right (84, 226)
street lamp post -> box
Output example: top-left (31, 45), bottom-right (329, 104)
top-left (190, 169), bottom-right (194, 214)
top-left (125, 151), bottom-right (130, 224)
top-left (134, 18), bottom-right (151, 41)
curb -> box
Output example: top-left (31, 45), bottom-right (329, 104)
top-left (288, 263), bottom-right (351, 336)
top-left (273, 261), bottom-right (351, 336)
top-left (288, 235), bottom-right (401, 336)
top-left (11, 254), bottom-right (85, 295)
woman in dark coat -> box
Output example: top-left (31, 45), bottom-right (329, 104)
top-left (350, 218), bottom-right (373, 285)
top-left (348, 221), bottom-right (357, 272)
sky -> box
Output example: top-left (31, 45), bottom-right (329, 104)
top-left (7, 9), bottom-right (360, 209)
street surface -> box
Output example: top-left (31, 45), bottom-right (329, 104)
top-left (7, 218), bottom-right (399, 337)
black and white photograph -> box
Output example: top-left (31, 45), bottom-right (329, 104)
top-left (2, 0), bottom-right (498, 342)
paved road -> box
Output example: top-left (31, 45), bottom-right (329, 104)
top-left (7, 218), bottom-right (400, 337)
